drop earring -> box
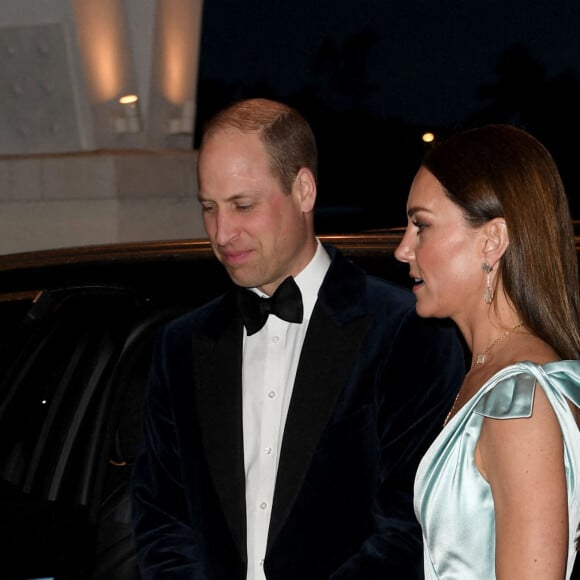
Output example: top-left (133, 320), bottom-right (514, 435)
top-left (482, 262), bottom-right (494, 304)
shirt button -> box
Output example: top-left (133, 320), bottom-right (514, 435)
top-left (272, 336), bottom-right (280, 344)
top-left (265, 447), bottom-right (272, 454)
top-left (260, 502), bottom-right (267, 509)
top-left (259, 559), bottom-right (264, 567)
top-left (267, 390), bottom-right (276, 398)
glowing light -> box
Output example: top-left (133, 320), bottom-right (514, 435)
top-left (119, 94), bottom-right (139, 105)
top-left (116, 94), bottom-right (141, 133)
top-left (422, 132), bottom-right (436, 143)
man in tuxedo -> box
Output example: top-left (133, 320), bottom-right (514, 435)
top-left (131, 98), bottom-right (465, 579)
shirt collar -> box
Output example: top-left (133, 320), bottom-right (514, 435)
top-left (250, 238), bottom-right (331, 321)
top-left (294, 238), bottom-right (331, 320)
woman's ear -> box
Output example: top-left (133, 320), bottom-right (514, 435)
top-left (482, 218), bottom-right (509, 266)
top-left (295, 168), bottom-right (317, 212)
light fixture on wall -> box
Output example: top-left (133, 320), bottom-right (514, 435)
top-left (168, 100), bottom-right (194, 135)
top-left (115, 93), bottom-right (141, 133)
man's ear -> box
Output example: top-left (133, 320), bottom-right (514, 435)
top-left (294, 168), bottom-right (316, 212)
top-left (482, 218), bottom-right (509, 266)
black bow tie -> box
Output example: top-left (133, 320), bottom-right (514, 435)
top-left (237, 276), bottom-right (304, 336)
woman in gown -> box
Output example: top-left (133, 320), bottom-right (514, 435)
top-left (395, 124), bottom-right (580, 579)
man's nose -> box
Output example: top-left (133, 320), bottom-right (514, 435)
top-left (213, 209), bottom-right (239, 246)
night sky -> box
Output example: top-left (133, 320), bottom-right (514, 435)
top-left (199, 0), bottom-right (580, 126)
top-left (197, 0), bottom-right (580, 228)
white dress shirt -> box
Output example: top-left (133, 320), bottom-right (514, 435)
top-left (242, 240), bottom-right (331, 580)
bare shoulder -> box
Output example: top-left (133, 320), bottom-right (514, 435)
top-left (508, 332), bottom-right (559, 365)
top-left (475, 377), bottom-right (563, 482)
top-left (509, 336), bottom-right (580, 425)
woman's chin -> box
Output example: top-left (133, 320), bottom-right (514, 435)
top-left (415, 302), bottom-right (441, 320)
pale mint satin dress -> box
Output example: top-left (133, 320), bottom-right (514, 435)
top-left (414, 361), bottom-right (580, 579)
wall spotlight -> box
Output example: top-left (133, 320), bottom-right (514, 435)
top-left (168, 100), bottom-right (194, 135)
top-left (115, 93), bottom-right (141, 133)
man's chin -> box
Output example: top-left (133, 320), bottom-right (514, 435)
top-left (225, 269), bottom-right (255, 289)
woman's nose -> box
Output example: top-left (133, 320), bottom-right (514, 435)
top-left (394, 230), bottom-right (413, 263)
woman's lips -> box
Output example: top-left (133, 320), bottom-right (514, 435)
top-left (410, 275), bottom-right (424, 291)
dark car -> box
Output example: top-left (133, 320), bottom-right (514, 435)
top-left (0, 232), bottom-right (410, 580)
top-left (1, 230), bottom-right (579, 580)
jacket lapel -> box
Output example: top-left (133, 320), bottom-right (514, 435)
top-left (268, 248), bottom-right (372, 547)
top-left (193, 292), bottom-right (247, 562)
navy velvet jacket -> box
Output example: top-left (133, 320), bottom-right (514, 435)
top-left (131, 246), bottom-right (465, 579)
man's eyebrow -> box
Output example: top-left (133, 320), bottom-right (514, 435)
top-left (197, 192), bottom-right (254, 203)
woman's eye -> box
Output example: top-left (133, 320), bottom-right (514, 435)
top-left (412, 220), bottom-right (427, 232)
